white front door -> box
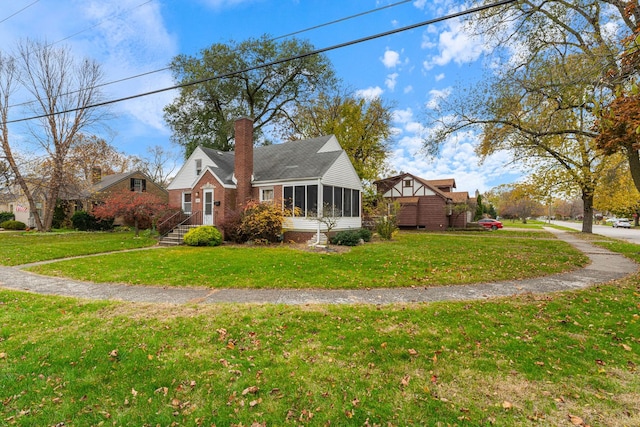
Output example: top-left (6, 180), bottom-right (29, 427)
top-left (203, 189), bottom-right (214, 225)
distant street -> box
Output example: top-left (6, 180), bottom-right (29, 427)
top-left (550, 220), bottom-right (640, 245)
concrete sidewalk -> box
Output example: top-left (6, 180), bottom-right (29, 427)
top-left (0, 228), bottom-right (636, 305)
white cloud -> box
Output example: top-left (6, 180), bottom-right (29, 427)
top-left (422, 18), bottom-right (489, 70)
top-left (425, 87), bottom-right (452, 110)
top-left (355, 86), bottom-right (384, 100)
top-left (199, 0), bottom-right (256, 9)
top-left (385, 73), bottom-right (399, 91)
top-left (80, 1), bottom-right (178, 132)
top-left (388, 108), bottom-right (522, 193)
top-left (403, 85), bottom-right (413, 94)
top-left (435, 73), bottom-right (445, 81)
top-left (381, 49), bottom-right (401, 68)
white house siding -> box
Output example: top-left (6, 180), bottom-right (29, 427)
top-left (321, 152), bottom-right (363, 190)
top-left (317, 136), bottom-right (342, 153)
top-left (167, 147), bottom-right (218, 191)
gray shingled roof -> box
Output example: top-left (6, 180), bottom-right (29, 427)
top-left (200, 135), bottom-right (341, 185)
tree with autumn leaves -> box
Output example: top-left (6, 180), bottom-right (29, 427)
top-left (93, 189), bottom-right (168, 237)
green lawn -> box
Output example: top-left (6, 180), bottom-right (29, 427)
top-left (0, 275), bottom-right (638, 426)
top-left (1, 229), bottom-right (636, 425)
top-left (0, 231), bottom-right (157, 266)
top-left (27, 231), bottom-right (588, 289)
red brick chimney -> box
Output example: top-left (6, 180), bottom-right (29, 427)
top-left (234, 117), bottom-right (254, 208)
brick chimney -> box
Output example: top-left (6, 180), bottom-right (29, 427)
top-left (234, 117), bottom-right (254, 208)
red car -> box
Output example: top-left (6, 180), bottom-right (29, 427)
top-left (478, 218), bottom-right (503, 230)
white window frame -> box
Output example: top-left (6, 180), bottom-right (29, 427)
top-left (260, 187), bottom-right (274, 202)
top-left (182, 192), bottom-right (192, 214)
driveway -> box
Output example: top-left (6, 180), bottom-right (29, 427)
top-left (0, 227), bottom-right (636, 305)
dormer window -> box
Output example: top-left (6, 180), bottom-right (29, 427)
top-left (195, 159), bottom-right (202, 175)
top-left (403, 179), bottom-right (412, 187)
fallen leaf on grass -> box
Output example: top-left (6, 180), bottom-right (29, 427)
top-left (242, 386), bottom-right (259, 395)
top-left (569, 414), bottom-right (584, 425)
top-left (400, 375), bottom-right (410, 387)
top-left (502, 401), bottom-right (513, 409)
top-left (408, 349), bottom-right (418, 356)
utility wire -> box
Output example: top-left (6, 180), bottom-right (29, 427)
top-left (3, 0), bottom-right (517, 125)
top-left (0, 0), bottom-right (40, 25)
top-left (272, 0), bottom-right (413, 40)
top-left (9, 0), bottom-right (412, 109)
top-left (47, 0), bottom-right (154, 47)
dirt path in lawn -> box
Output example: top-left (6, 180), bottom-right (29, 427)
top-left (0, 228), bottom-right (636, 305)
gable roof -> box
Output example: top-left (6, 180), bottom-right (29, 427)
top-left (92, 171), bottom-right (167, 194)
top-left (199, 135), bottom-right (343, 186)
top-left (374, 173), bottom-right (468, 203)
top-left (426, 178), bottom-right (456, 190)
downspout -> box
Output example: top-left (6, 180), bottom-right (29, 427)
top-left (315, 178), bottom-right (322, 246)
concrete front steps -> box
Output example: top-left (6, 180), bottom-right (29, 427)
top-left (158, 225), bottom-right (197, 246)
top-left (307, 232), bottom-right (328, 246)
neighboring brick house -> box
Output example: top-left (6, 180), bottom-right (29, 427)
top-left (91, 170), bottom-right (169, 204)
top-left (166, 117), bottom-right (363, 242)
top-left (374, 173), bottom-right (472, 230)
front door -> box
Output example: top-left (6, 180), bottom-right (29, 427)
top-left (203, 189), bottom-right (214, 225)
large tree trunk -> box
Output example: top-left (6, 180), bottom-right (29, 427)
top-left (581, 189), bottom-right (594, 234)
top-left (625, 143), bottom-right (640, 196)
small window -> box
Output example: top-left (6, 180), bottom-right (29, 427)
top-left (183, 193), bottom-right (192, 214)
top-left (261, 188), bottom-right (274, 202)
top-left (130, 178), bottom-right (146, 192)
top-left (403, 179), bottom-right (412, 187)
top-left (195, 159), bottom-right (202, 175)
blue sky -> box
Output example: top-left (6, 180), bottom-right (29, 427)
top-left (1, 0), bottom-right (523, 194)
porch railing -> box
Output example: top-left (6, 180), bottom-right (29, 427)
top-left (158, 210), bottom-right (203, 239)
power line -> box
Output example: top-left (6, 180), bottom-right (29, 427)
top-left (9, 0), bottom-right (413, 109)
top-left (272, 0), bottom-right (413, 40)
top-left (47, 0), bottom-right (154, 47)
top-left (3, 0), bottom-right (517, 126)
top-left (0, 0), bottom-right (39, 25)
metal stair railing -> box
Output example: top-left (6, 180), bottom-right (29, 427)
top-left (159, 211), bottom-right (203, 243)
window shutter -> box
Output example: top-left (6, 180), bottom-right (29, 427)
top-left (142, 179), bottom-right (147, 192)
top-left (130, 178), bottom-right (135, 191)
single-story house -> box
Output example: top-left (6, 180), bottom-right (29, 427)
top-left (374, 173), bottom-right (472, 230)
top-left (166, 117), bottom-right (363, 242)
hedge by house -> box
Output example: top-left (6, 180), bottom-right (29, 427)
top-left (0, 220), bottom-right (26, 230)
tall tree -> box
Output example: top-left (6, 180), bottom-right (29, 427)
top-left (280, 92), bottom-right (394, 182)
top-left (594, 151), bottom-right (640, 221)
top-left (0, 40), bottom-right (105, 231)
top-left (164, 35), bottom-right (337, 157)
top-left (425, 46), bottom-right (610, 232)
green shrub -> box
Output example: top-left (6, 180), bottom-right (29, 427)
top-left (331, 230), bottom-right (362, 246)
top-left (358, 228), bottom-right (372, 242)
top-left (0, 220), bottom-right (27, 230)
top-left (71, 211), bottom-right (114, 231)
top-left (183, 226), bottom-right (222, 247)
top-left (376, 216), bottom-right (397, 240)
top-left (0, 211), bottom-right (15, 223)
